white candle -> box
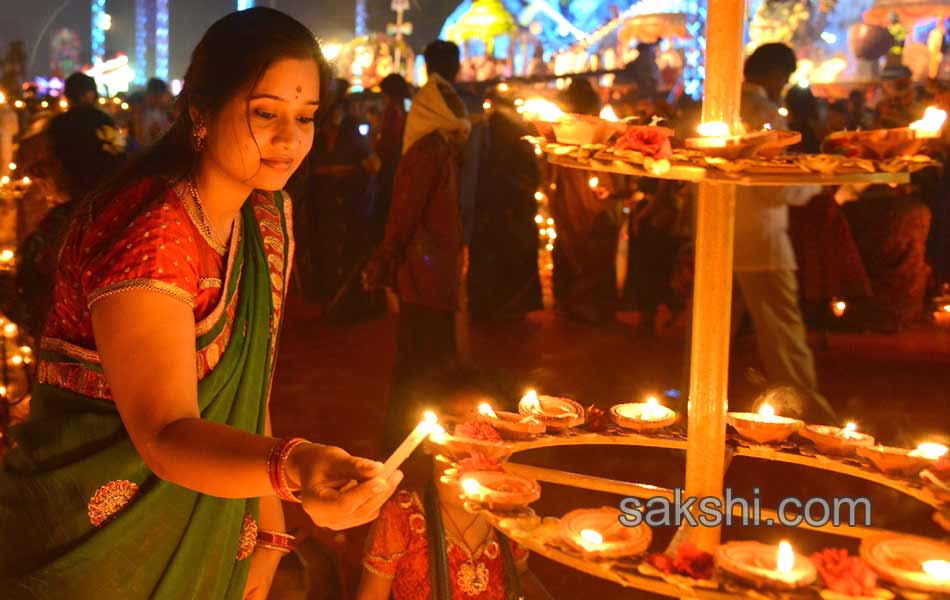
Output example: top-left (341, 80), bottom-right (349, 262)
top-left (381, 411), bottom-right (439, 478)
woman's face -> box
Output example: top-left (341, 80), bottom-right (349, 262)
top-left (202, 57), bottom-right (320, 192)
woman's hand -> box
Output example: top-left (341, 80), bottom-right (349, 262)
top-left (287, 444), bottom-right (402, 530)
top-left (242, 547), bottom-right (282, 600)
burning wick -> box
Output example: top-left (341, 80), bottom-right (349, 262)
top-left (922, 559), bottom-right (950, 582)
top-left (832, 299), bottom-right (847, 317)
top-left (478, 403), bottom-right (498, 419)
top-left (521, 389), bottom-right (541, 413)
top-left (644, 396), bottom-right (663, 419)
top-left (838, 422), bottom-right (859, 440)
top-left (588, 176), bottom-right (599, 189)
top-left (578, 529), bottom-right (604, 551)
top-left (757, 402), bottom-right (778, 422)
top-left (697, 121), bottom-right (731, 138)
top-left (777, 541), bottom-right (795, 575)
top-left (910, 106), bottom-right (948, 138)
top-left (461, 478), bottom-right (483, 500)
top-left (599, 105), bottom-right (619, 122)
top-left (522, 98), bottom-right (564, 122)
top-left (381, 411), bottom-right (440, 478)
top-left (910, 442), bottom-right (949, 460)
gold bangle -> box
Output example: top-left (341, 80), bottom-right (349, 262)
top-left (256, 542), bottom-right (293, 554)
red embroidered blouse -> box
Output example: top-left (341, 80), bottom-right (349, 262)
top-left (38, 178), bottom-right (250, 399)
top-left (363, 490), bottom-right (528, 600)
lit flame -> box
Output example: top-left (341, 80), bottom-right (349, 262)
top-left (758, 402), bottom-right (776, 418)
top-left (534, 191), bottom-right (544, 201)
top-left (923, 559), bottom-right (950, 581)
top-left (943, 305), bottom-right (950, 313)
top-left (832, 300), bottom-right (847, 317)
top-left (522, 98), bottom-right (564, 122)
top-left (534, 214), bottom-right (544, 224)
top-left (521, 390), bottom-right (541, 413)
top-left (8, 162), bottom-right (15, 171)
top-left (483, 100), bottom-right (492, 111)
top-left (98, 97), bottom-right (107, 105)
top-left (58, 100), bottom-right (68, 110)
top-left (643, 396), bottom-right (665, 419)
top-left (40, 101), bottom-right (49, 108)
top-left (579, 529), bottom-right (604, 549)
top-left (0, 386), bottom-right (7, 396)
top-left (911, 106), bottom-right (947, 137)
top-left (588, 176), bottom-right (599, 189)
top-left (461, 478), bottom-right (482, 497)
top-left (497, 83), bottom-right (510, 93)
top-left (910, 443), bottom-right (949, 460)
top-left (10, 355), bottom-right (22, 366)
top-left (424, 411), bottom-right (438, 425)
top-left (514, 98), bottom-right (524, 106)
top-left (697, 121), bottom-right (730, 138)
top-left (777, 541), bottom-right (795, 574)
top-left (0, 176), bottom-right (9, 185)
top-left (0, 92), bottom-right (4, 104)
top-left (5, 322), bottom-right (18, 336)
top-left (428, 424), bottom-right (447, 443)
top-left (599, 105), bottom-right (619, 122)
top-left (778, 107), bottom-right (789, 117)
top-left (478, 403), bottom-right (498, 419)
top-left (14, 100), bottom-right (24, 109)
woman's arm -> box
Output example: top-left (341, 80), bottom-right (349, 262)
top-left (355, 569), bottom-right (394, 600)
top-left (91, 290), bottom-right (401, 523)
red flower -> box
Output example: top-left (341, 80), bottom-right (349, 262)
top-left (614, 127), bottom-right (673, 159)
top-left (586, 405), bottom-right (608, 432)
top-left (458, 451), bottom-right (504, 472)
top-left (811, 548), bottom-right (877, 596)
top-left (647, 543), bottom-right (714, 580)
top-left (454, 421), bottom-right (503, 442)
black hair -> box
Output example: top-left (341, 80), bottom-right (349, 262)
top-left (64, 72), bottom-right (97, 104)
top-left (423, 40), bottom-right (461, 82)
top-left (743, 42), bottom-right (797, 80)
top-left (89, 7), bottom-right (330, 218)
top-left (561, 77), bottom-right (601, 116)
top-left (380, 73), bottom-right (411, 102)
top-left (785, 85), bottom-right (819, 121)
top-left (146, 77), bottom-right (169, 95)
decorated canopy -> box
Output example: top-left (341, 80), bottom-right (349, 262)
top-left (445, 0), bottom-right (519, 49)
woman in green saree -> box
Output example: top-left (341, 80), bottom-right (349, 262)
top-left (0, 8), bottom-right (401, 599)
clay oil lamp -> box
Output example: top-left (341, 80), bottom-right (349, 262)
top-left (800, 422), bottom-right (876, 457)
top-left (715, 540), bottom-right (817, 590)
top-left (610, 396), bottom-right (678, 432)
top-left (518, 390), bottom-right (585, 432)
top-left (727, 401), bottom-right (804, 445)
top-left (475, 402), bottom-right (546, 440)
top-left (560, 507), bottom-right (652, 559)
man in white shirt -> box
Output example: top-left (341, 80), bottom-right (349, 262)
top-left (735, 43), bottom-right (835, 422)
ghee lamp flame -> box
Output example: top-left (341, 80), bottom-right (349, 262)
top-left (697, 121), bottom-right (731, 138)
top-left (0, 176), bottom-right (9, 185)
top-left (14, 100), bottom-right (24, 109)
top-left (2, 322), bottom-right (15, 337)
top-left (58, 100), bottom-right (68, 110)
top-left (923, 560), bottom-right (950, 582)
top-left (910, 442), bottom-right (949, 460)
top-left (21, 176), bottom-right (30, 185)
top-left (599, 105), bottom-right (619, 122)
top-left (461, 478), bottom-right (482, 497)
top-left (11, 355), bottom-right (23, 366)
top-left (0, 249), bottom-right (14, 262)
top-left (522, 98), bottom-right (564, 122)
top-left (497, 83), bottom-right (510, 93)
top-left (911, 107), bottom-right (947, 138)
top-left (7, 162), bottom-right (15, 171)
top-left (758, 402), bottom-right (776, 418)
top-left (534, 144), bottom-right (543, 156)
top-left (424, 411), bottom-right (438, 425)
top-left (579, 529), bottom-right (604, 549)
top-left (534, 191), bottom-right (544, 201)
top-left (943, 305), bottom-right (950, 313)
top-left (777, 541), bottom-right (795, 574)
top-left (778, 107), bottom-right (789, 117)
top-left (0, 386), bottom-right (7, 396)
top-left (534, 214), bottom-right (544, 224)
top-left (521, 390), bottom-right (541, 412)
top-left (832, 299), bottom-right (847, 317)
top-left (478, 403), bottom-right (498, 419)
top-left (588, 176), bottom-right (599, 189)
top-left (483, 100), bottom-right (492, 111)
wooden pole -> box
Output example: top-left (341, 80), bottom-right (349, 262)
top-left (683, 0), bottom-right (746, 552)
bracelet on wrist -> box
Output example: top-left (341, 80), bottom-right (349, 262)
top-left (267, 437), bottom-right (308, 503)
top-left (256, 529), bottom-right (296, 554)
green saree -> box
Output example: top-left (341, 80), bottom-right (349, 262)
top-left (0, 189), bottom-right (292, 599)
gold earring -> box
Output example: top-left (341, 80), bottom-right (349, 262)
top-left (193, 120), bottom-right (207, 152)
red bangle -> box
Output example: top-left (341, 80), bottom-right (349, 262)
top-left (267, 437), bottom-right (308, 503)
top-left (257, 529), bottom-right (296, 552)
